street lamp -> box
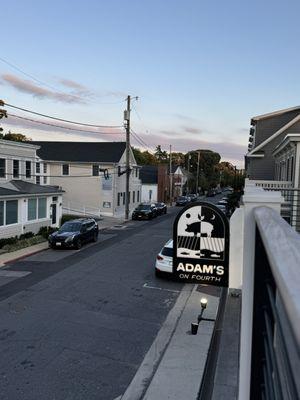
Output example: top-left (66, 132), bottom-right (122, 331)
top-left (191, 297), bottom-right (215, 335)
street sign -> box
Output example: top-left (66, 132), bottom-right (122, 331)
top-left (173, 202), bottom-right (229, 287)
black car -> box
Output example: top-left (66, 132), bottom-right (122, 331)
top-left (155, 202), bottom-right (167, 215)
top-left (132, 203), bottom-right (157, 220)
top-left (49, 218), bottom-right (99, 249)
top-left (176, 196), bottom-right (190, 206)
top-left (189, 194), bottom-right (198, 202)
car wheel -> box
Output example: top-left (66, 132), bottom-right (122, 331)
top-left (92, 232), bottom-right (98, 242)
top-left (155, 269), bottom-right (162, 278)
top-left (75, 239), bottom-right (82, 250)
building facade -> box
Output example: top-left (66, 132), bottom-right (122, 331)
top-left (32, 141), bottom-right (142, 217)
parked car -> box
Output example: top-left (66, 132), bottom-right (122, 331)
top-left (49, 218), bottom-right (99, 249)
top-left (218, 199), bottom-right (228, 206)
top-left (216, 188), bottom-right (222, 194)
top-left (176, 196), bottom-right (190, 206)
top-left (155, 202), bottom-right (167, 215)
top-left (189, 194), bottom-right (198, 202)
top-left (132, 203), bottom-right (157, 220)
top-left (206, 189), bottom-right (216, 197)
top-left (155, 239), bottom-right (173, 276)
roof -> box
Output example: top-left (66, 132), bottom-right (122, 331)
top-left (251, 106), bottom-right (300, 123)
top-left (140, 165), bottom-right (158, 184)
top-left (247, 114), bottom-right (300, 156)
top-left (31, 141), bottom-right (126, 163)
top-left (0, 139), bottom-right (40, 150)
top-left (0, 180), bottom-right (63, 197)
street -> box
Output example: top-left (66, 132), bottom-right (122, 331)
top-left (0, 196), bottom-right (223, 400)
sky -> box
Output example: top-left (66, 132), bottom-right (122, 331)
top-left (1, 0), bottom-right (300, 168)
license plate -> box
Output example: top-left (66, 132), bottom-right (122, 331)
top-left (56, 242), bottom-right (62, 246)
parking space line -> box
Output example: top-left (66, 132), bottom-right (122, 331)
top-left (143, 283), bottom-right (180, 293)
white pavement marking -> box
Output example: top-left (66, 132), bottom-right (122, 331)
top-left (0, 270), bottom-right (31, 278)
top-left (142, 283), bottom-right (180, 293)
top-left (120, 284), bottom-right (194, 400)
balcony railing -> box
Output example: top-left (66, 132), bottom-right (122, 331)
top-left (245, 179), bottom-right (300, 231)
top-left (250, 207), bottom-right (300, 400)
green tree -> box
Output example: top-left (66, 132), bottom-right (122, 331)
top-left (154, 145), bottom-right (168, 163)
top-left (2, 131), bottom-right (31, 142)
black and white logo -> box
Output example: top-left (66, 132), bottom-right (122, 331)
top-left (173, 202), bottom-right (229, 287)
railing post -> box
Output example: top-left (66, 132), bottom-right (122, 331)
top-left (238, 185), bottom-right (283, 400)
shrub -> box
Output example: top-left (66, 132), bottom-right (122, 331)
top-left (38, 226), bottom-right (58, 239)
top-left (2, 235), bottom-right (46, 253)
top-left (60, 214), bottom-right (80, 226)
top-left (19, 232), bottom-right (35, 240)
top-left (0, 236), bottom-right (18, 249)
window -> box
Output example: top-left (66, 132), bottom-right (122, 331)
top-left (0, 158), bottom-right (6, 178)
top-left (13, 160), bottom-right (19, 178)
top-left (26, 161), bottom-right (31, 178)
top-left (43, 163), bottom-right (47, 173)
top-left (137, 190), bottom-right (140, 202)
top-left (92, 164), bottom-right (99, 176)
top-left (0, 201), bottom-right (3, 226)
top-left (123, 192), bottom-right (125, 205)
top-left (62, 164), bottom-right (69, 175)
top-left (38, 198), bottom-right (47, 218)
top-left (36, 162), bottom-right (40, 173)
top-left (133, 191), bottom-right (135, 203)
top-left (43, 176), bottom-right (47, 185)
top-left (28, 198), bottom-right (37, 220)
top-left (117, 193), bottom-right (121, 206)
top-left (36, 176), bottom-right (40, 185)
top-left (6, 200), bottom-right (18, 225)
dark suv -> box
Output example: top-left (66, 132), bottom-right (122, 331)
top-left (132, 203), bottom-right (157, 220)
top-left (49, 218), bottom-right (99, 249)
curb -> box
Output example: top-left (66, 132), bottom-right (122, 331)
top-left (119, 284), bottom-right (195, 400)
top-left (0, 243), bottom-right (48, 268)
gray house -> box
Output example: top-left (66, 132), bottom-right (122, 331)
top-left (246, 106), bottom-right (300, 180)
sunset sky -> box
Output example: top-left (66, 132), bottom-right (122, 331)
top-left (1, 0), bottom-right (300, 167)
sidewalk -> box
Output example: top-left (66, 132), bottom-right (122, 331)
top-left (119, 284), bottom-right (221, 400)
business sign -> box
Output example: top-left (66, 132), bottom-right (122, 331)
top-left (102, 175), bottom-right (112, 191)
top-left (173, 202), bottom-right (229, 287)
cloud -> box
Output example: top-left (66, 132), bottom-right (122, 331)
top-left (1, 74), bottom-right (86, 104)
top-left (182, 126), bottom-right (202, 134)
top-left (173, 113), bottom-right (197, 122)
top-left (59, 78), bottom-right (93, 98)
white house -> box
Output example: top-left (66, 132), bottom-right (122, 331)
top-left (31, 141), bottom-right (142, 217)
top-left (140, 165), bottom-right (158, 202)
top-left (0, 140), bottom-right (63, 239)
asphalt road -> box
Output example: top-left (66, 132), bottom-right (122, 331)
top-left (0, 207), bottom-right (186, 400)
top-left (0, 195), bottom-right (225, 400)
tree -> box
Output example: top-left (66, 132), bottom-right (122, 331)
top-left (132, 147), bottom-right (157, 165)
top-left (0, 131), bottom-right (31, 142)
top-left (154, 145), bottom-right (168, 163)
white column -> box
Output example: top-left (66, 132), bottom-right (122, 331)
top-left (229, 206), bottom-right (244, 289)
top-left (238, 186), bottom-right (283, 400)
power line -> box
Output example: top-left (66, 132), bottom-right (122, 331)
top-left (6, 113), bottom-right (125, 135)
top-left (4, 102), bottom-right (122, 128)
top-left (0, 57), bottom-right (128, 105)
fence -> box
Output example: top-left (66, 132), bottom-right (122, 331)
top-left (244, 179), bottom-right (300, 232)
top-left (62, 200), bottom-right (101, 219)
top-left (250, 207), bottom-right (300, 400)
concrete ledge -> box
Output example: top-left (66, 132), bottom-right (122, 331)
top-left (0, 241), bottom-right (48, 267)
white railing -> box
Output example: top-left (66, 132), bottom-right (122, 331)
top-left (62, 200), bottom-right (101, 218)
top-left (245, 178), bottom-right (292, 189)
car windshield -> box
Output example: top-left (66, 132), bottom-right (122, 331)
top-left (136, 204), bottom-right (151, 210)
top-left (59, 222), bottom-right (82, 233)
top-left (162, 247), bottom-right (173, 257)
top-left (178, 196), bottom-right (186, 200)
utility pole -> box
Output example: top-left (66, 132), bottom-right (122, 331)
top-left (187, 152), bottom-right (190, 195)
top-left (124, 95), bottom-right (131, 220)
top-left (196, 150), bottom-right (200, 195)
top-left (169, 145), bottom-right (172, 205)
